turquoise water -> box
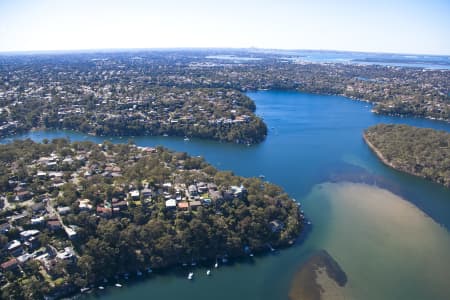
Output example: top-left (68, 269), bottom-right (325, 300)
top-left (3, 91), bottom-right (450, 299)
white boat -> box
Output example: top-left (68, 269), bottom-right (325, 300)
top-left (115, 283), bottom-right (122, 288)
top-left (206, 270), bottom-right (211, 276)
top-left (249, 253), bottom-right (254, 257)
top-left (80, 287), bottom-right (90, 293)
top-left (184, 137), bottom-right (190, 141)
top-left (98, 286), bottom-right (105, 290)
top-left (214, 262), bottom-right (218, 268)
top-left (163, 133), bottom-right (168, 137)
top-left (188, 272), bottom-right (194, 280)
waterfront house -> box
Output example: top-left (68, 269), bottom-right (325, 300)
top-left (269, 220), bottom-right (285, 233)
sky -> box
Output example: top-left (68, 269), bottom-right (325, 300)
top-left (0, 0), bottom-right (449, 55)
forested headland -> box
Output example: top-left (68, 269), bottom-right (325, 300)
top-left (364, 124), bottom-right (450, 187)
top-left (0, 139), bottom-right (302, 299)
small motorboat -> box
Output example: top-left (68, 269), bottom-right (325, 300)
top-left (206, 270), bottom-right (211, 276)
top-left (115, 283), bottom-right (122, 288)
top-left (98, 286), bottom-right (105, 290)
top-left (214, 262), bottom-right (219, 268)
top-left (188, 272), bottom-right (194, 280)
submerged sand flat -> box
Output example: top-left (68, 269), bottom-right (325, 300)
top-left (303, 182), bottom-right (450, 300)
top-left (289, 250), bottom-right (347, 300)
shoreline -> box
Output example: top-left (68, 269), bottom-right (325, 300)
top-left (362, 133), bottom-right (395, 169)
top-left (250, 89), bottom-right (450, 124)
top-left (363, 133), bottom-right (443, 186)
top-left (0, 126), bottom-right (267, 145)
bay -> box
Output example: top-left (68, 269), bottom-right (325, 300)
top-left (2, 91), bottom-right (450, 299)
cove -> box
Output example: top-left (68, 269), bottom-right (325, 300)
top-left (2, 91), bottom-right (450, 299)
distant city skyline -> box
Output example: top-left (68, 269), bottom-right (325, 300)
top-left (0, 0), bottom-right (449, 55)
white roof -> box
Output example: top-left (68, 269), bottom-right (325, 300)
top-left (165, 199), bottom-right (176, 207)
top-left (20, 229), bottom-right (40, 238)
top-left (79, 199), bottom-right (91, 205)
top-left (56, 247), bottom-right (75, 260)
top-left (64, 227), bottom-right (77, 238)
top-left (7, 240), bottom-right (21, 250)
top-left (17, 253), bottom-right (33, 263)
top-left (31, 216), bottom-right (45, 223)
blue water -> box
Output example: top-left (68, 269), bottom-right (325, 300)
top-left (267, 50), bottom-right (450, 69)
top-left (3, 91), bottom-right (450, 299)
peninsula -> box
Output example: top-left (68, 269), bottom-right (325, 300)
top-left (0, 139), bottom-right (302, 299)
top-left (0, 50), bottom-right (448, 142)
top-left (364, 124), bottom-right (450, 187)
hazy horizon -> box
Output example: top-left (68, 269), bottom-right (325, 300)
top-left (1, 0), bottom-right (449, 56)
top-left (0, 47), bottom-right (449, 58)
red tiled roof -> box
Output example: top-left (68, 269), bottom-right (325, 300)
top-left (1, 258), bottom-right (18, 270)
top-left (178, 202), bottom-right (189, 209)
